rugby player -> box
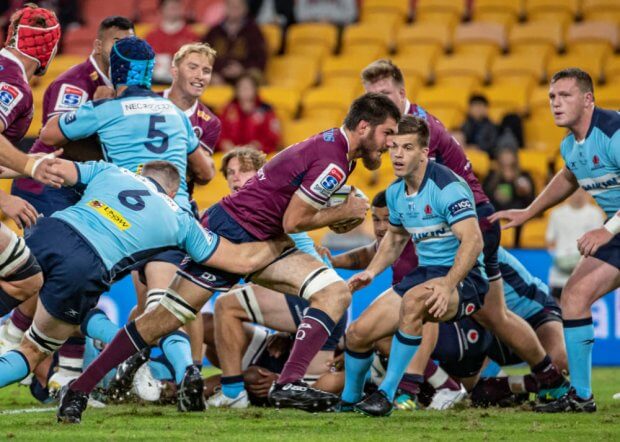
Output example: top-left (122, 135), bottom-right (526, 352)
top-left (491, 68), bottom-right (620, 413)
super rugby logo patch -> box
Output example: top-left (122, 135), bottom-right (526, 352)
top-left (87, 199), bottom-right (131, 231)
top-left (0, 82), bottom-right (23, 116)
top-left (54, 84), bottom-right (88, 112)
top-left (310, 163), bottom-right (346, 199)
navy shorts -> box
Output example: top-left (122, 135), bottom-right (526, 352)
top-left (434, 317), bottom-right (493, 378)
top-left (285, 295), bottom-right (346, 351)
top-left (178, 203), bottom-right (258, 292)
top-left (12, 179), bottom-right (82, 217)
top-left (25, 218), bottom-right (111, 325)
top-left (476, 202), bottom-right (501, 281)
top-left (394, 265), bottom-right (489, 322)
top-left (593, 233), bottom-right (620, 269)
top-left (526, 295), bottom-right (562, 330)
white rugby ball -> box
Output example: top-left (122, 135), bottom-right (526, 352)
top-left (325, 185), bottom-right (368, 208)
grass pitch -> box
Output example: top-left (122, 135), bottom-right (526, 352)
top-left (0, 368), bottom-right (619, 441)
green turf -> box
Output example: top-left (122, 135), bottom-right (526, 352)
top-left (0, 368), bottom-right (619, 441)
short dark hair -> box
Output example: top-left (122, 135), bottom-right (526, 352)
top-left (343, 93), bottom-right (401, 131)
top-left (469, 94), bottom-right (489, 106)
top-left (550, 68), bottom-right (594, 95)
top-left (98, 16), bottom-right (134, 38)
top-left (361, 59), bottom-right (405, 87)
top-left (371, 190), bottom-right (387, 208)
top-left (141, 160), bottom-right (181, 194)
top-left (396, 115), bottom-right (430, 147)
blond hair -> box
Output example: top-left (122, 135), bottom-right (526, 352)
top-left (220, 147), bottom-right (267, 178)
top-left (173, 42), bottom-right (216, 66)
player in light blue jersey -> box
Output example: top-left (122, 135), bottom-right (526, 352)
top-left (0, 159), bottom-right (292, 413)
top-left (492, 68), bottom-right (620, 413)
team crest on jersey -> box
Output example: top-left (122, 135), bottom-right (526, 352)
top-left (197, 109), bottom-right (211, 122)
top-left (87, 199), bottom-right (131, 231)
top-left (591, 155), bottom-right (604, 171)
top-left (464, 303), bottom-right (476, 316)
top-left (466, 329), bottom-right (479, 344)
top-left (55, 84), bottom-right (88, 112)
top-left (310, 163), bottom-right (346, 198)
top-left (0, 82), bottom-right (23, 115)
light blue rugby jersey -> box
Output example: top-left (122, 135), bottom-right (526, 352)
top-left (290, 232), bottom-right (331, 266)
top-left (58, 86), bottom-right (199, 213)
top-left (560, 107), bottom-right (620, 217)
top-left (498, 247), bottom-right (551, 319)
top-left (53, 161), bottom-right (218, 279)
top-left (386, 161), bottom-right (477, 267)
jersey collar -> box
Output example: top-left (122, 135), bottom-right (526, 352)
top-left (163, 88), bottom-right (198, 117)
top-left (89, 55), bottom-right (113, 87)
top-left (0, 48), bottom-right (27, 83)
top-left (146, 176), bottom-right (166, 194)
top-left (404, 98), bottom-right (413, 115)
top-left (339, 126), bottom-right (355, 171)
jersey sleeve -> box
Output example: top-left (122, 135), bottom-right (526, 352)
top-left (297, 159), bottom-right (348, 209)
top-left (0, 82), bottom-right (27, 130)
top-left (45, 82), bottom-right (89, 122)
top-left (58, 101), bottom-right (101, 141)
top-left (200, 117), bottom-right (221, 155)
top-left (179, 217), bottom-right (221, 264)
top-left (438, 181), bottom-right (477, 226)
top-left (386, 182), bottom-right (402, 226)
top-left (608, 130), bottom-right (620, 168)
top-left (182, 112), bottom-right (199, 155)
top-left (74, 160), bottom-right (112, 185)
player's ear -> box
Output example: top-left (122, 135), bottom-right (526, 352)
top-left (170, 64), bottom-right (179, 81)
top-left (93, 39), bottom-right (102, 55)
top-left (357, 120), bottom-right (370, 137)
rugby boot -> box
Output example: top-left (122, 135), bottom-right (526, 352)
top-left (207, 389), bottom-right (249, 409)
top-left (330, 399), bottom-right (356, 413)
top-left (428, 384), bottom-right (468, 410)
top-left (57, 383), bottom-right (88, 424)
top-left (394, 390), bottom-right (421, 411)
top-left (177, 364), bottom-right (206, 412)
top-left (354, 389), bottom-right (394, 417)
top-left (107, 347), bottom-right (150, 402)
top-left (535, 388), bottom-right (596, 413)
top-left (268, 380), bottom-right (338, 412)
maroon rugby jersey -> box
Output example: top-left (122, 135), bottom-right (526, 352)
top-left (391, 240), bottom-right (418, 286)
top-left (0, 49), bottom-right (34, 144)
top-left (220, 127), bottom-right (355, 240)
top-left (406, 100), bottom-right (489, 206)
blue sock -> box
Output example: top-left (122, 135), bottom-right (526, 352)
top-left (160, 331), bottom-right (193, 385)
top-left (564, 318), bottom-right (594, 399)
top-left (148, 355), bottom-right (174, 381)
top-left (481, 360), bottom-right (502, 378)
top-left (81, 309), bottom-right (119, 344)
top-left (221, 375), bottom-right (245, 399)
top-left (0, 350), bottom-right (30, 387)
top-left (342, 348), bottom-right (374, 404)
top-left (379, 330), bottom-right (421, 401)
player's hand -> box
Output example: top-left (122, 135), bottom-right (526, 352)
top-left (0, 193), bottom-right (39, 229)
top-left (340, 186), bottom-right (369, 220)
top-left (348, 270), bottom-right (373, 292)
top-left (326, 352), bottom-right (344, 371)
top-left (266, 332), bottom-right (292, 358)
top-left (245, 366), bottom-right (278, 398)
top-left (577, 227), bottom-right (613, 257)
top-left (424, 279), bottom-right (453, 319)
top-left (93, 85), bottom-right (115, 100)
top-left (31, 149), bottom-right (64, 188)
top-left (315, 245), bottom-right (333, 262)
top-left (488, 208), bottom-right (531, 229)
top-left (329, 217), bottom-right (364, 234)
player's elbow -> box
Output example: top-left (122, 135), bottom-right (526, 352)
top-left (39, 123), bottom-right (64, 146)
top-left (282, 216), bottom-right (304, 234)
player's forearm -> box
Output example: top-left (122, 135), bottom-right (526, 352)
top-left (366, 231), bottom-right (409, 277)
top-left (525, 168), bottom-right (579, 218)
top-left (0, 134), bottom-right (30, 176)
top-left (241, 236), bottom-right (294, 273)
top-left (330, 244), bottom-right (375, 270)
top-left (444, 236), bottom-right (483, 289)
top-left (285, 205), bottom-right (351, 233)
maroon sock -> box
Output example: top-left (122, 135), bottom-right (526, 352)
top-left (278, 308), bottom-right (335, 385)
top-left (398, 373), bottom-right (423, 395)
top-left (531, 355), bottom-right (563, 389)
top-left (58, 337), bottom-right (85, 372)
top-left (424, 359), bottom-right (461, 391)
top-left (71, 322), bottom-right (147, 394)
top-left (11, 308), bottom-right (32, 332)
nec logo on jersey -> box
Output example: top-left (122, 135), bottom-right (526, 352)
top-left (0, 83), bottom-right (23, 115)
top-left (448, 198), bottom-right (473, 217)
top-left (311, 163), bottom-right (346, 198)
top-left (55, 84), bottom-right (87, 112)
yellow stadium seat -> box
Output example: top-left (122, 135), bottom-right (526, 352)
top-left (433, 53), bottom-right (491, 87)
top-left (491, 54), bottom-right (546, 85)
top-left (519, 149), bottom-right (550, 192)
top-left (529, 86), bottom-right (552, 115)
top-left (546, 54), bottom-right (603, 84)
top-left (266, 55), bottom-right (319, 92)
top-left (321, 54), bottom-right (378, 86)
top-left (416, 0), bottom-right (465, 27)
top-left (524, 117), bottom-right (568, 156)
top-left (46, 55), bottom-right (84, 79)
top-left (361, 0), bottom-right (410, 19)
top-left (417, 86), bottom-right (471, 114)
top-left (341, 22), bottom-right (395, 54)
top-left (509, 21), bottom-right (563, 57)
top-left (258, 86), bottom-right (300, 120)
top-left (286, 23), bottom-right (337, 57)
top-left (200, 85), bottom-right (234, 114)
top-left (520, 217), bottom-right (548, 248)
top-left (395, 23), bottom-right (453, 52)
top-left (260, 23), bottom-right (282, 56)
top-left (361, 11), bottom-right (407, 32)
top-left (604, 55), bottom-right (620, 83)
top-left (389, 53), bottom-right (436, 86)
top-left (500, 223), bottom-right (516, 248)
top-left (281, 117), bottom-right (339, 148)
top-left (133, 23), bottom-right (154, 39)
top-left (554, 155), bottom-right (565, 173)
top-left (482, 84), bottom-right (530, 122)
top-left (301, 86), bottom-right (356, 120)
top-left (525, 0), bottom-right (579, 29)
top-left (596, 85), bottom-right (620, 110)
top-left (582, 0), bottom-right (620, 21)
top-left (404, 75), bottom-right (424, 101)
top-left (424, 106), bottom-right (464, 131)
top-left (473, 0), bottom-right (523, 27)
top-left (453, 22), bottom-right (507, 58)
top-left (566, 21), bottom-right (618, 60)
top-left (464, 148), bottom-right (491, 181)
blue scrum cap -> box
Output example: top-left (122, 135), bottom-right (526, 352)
top-left (110, 36), bottom-right (155, 88)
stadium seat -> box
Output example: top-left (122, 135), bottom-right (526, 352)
top-left (46, 55), bottom-right (84, 79)
top-left (566, 21), bottom-right (618, 60)
top-left (260, 23), bottom-right (282, 56)
top-left (520, 217), bottom-right (548, 248)
top-left (301, 86), bottom-right (356, 120)
top-left (200, 85), bottom-right (234, 114)
top-left (416, 0), bottom-right (465, 29)
top-left (482, 84), bottom-right (530, 122)
top-left (321, 54), bottom-right (379, 87)
top-left (390, 53), bottom-right (438, 86)
top-left (472, 0), bottom-right (523, 28)
top-left (524, 117), bottom-right (567, 156)
top-left (341, 22), bottom-right (395, 54)
top-left (525, 0), bottom-right (580, 29)
top-left (519, 149), bottom-right (552, 192)
top-left (500, 223), bottom-right (516, 248)
top-left (604, 55), bottom-right (620, 83)
top-left (582, 0), bottom-right (620, 22)
top-left (596, 85), bottom-right (620, 110)
top-left (361, 11), bottom-right (407, 31)
top-left (265, 55), bottom-right (319, 93)
top-left (464, 148), bottom-right (491, 181)
top-left (433, 53), bottom-right (491, 87)
top-left (133, 23), bottom-right (154, 39)
top-left (258, 86), bottom-right (300, 120)
top-left (453, 22), bottom-right (507, 59)
top-left (553, 155), bottom-right (565, 173)
top-left (286, 23), bottom-right (337, 58)
top-left (509, 21), bottom-right (564, 57)
top-left (528, 86), bottom-right (552, 116)
top-left (417, 86), bottom-right (471, 115)
top-left (405, 75), bottom-right (424, 102)
top-left (490, 54), bottom-right (546, 86)
top-left (424, 106), bottom-right (464, 131)
top-left (361, 0), bottom-right (410, 20)
top-left (546, 54), bottom-right (603, 84)
top-left (281, 117), bottom-right (339, 148)
top-left (395, 23), bottom-right (453, 53)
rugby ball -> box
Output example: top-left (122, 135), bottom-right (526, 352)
top-left (325, 185), bottom-right (368, 208)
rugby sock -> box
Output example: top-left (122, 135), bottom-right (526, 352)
top-left (379, 330), bottom-right (421, 401)
top-left (221, 375), bottom-right (245, 399)
top-left (0, 350), bottom-right (30, 387)
top-left (507, 374), bottom-right (538, 393)
top-left (398, 373), bottom-right (423, 395)
top-left (425, 360), bottom-right (461, 391)
top-left (148, 355), bottom-right (174, 382)
top-left (564, 318), bottom-right (594, 399)
top-left (81, 308), bottom-right (119, 344)
top-left (0, 288), bottom-right (21, 315)
top-left (160, 331), bottom-right (192, 385)
top-left (278, 308), bottom-right (335, 385)
top-left (11, 307), bottom-right (32, 333)
top-left (57, 336), bottom-right (85, 375)
top-left (481, 360), bottom-right (503, 378)
top-left (341, 348), bottom-right (374, 404)
top-left (532, 354), bottom-right (565, 390)
top-left (71, 321), bottom-right (148, 395)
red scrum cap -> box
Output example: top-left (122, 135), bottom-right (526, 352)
top-left (5, 4), bottom-right (61, 76)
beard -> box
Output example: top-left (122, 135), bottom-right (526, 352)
top-left (360, 128), bottom-right (382, 170)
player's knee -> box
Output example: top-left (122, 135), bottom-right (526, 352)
top-left (2, 272), bottom-right (43, 302)
top-left (345, 320), bottom-right (372, 350)
top-left (401, 291), bottom-right (427, 323)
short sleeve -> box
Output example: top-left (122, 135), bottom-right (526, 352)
top-left (386, 182), bottom-right (402, 226)
top-left (179, 217), bottom-right (221, 264)
top-left (58, 101), bottom-right (101, 141)
top-left (74, 160), bottom-right (111, 185)
top-left (183, 113), bottom-right (199, 155)
top-left (46, 82), bottom-right (89, 118)
top-left (0, 82), bottom-right (26, 129)
top-left (200, 118), bottom-right (221, 155)
top-left (608, 131), bottom-right (620, 168)
top-left (297, 160), bottom-right (348, 209)
top-left (438, 182), bottom-right (476, 226)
